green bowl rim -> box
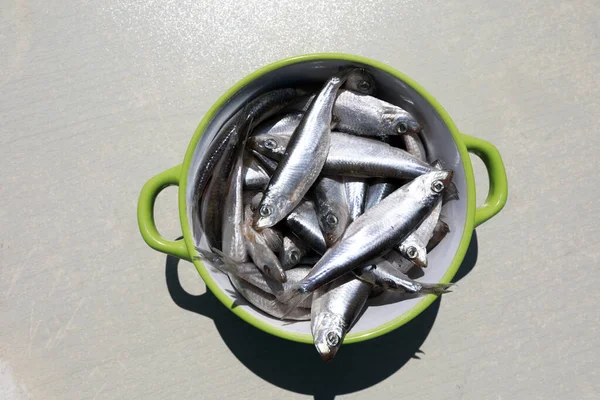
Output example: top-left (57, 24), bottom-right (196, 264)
top-left (178, 53), bottom-right (476, 344)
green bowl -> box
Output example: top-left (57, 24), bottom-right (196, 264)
top-left (137, 53), bottom-right (508, 344)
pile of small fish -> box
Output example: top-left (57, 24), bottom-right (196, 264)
top-left (193, 67), bottom-right (457, 361)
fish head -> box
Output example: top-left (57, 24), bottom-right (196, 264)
top-left (254, 193), bottom-right (287, 229)
top-left (383, 110), bottom-right (422, 135)
top-left (319, 206), bottom-right (350, 247)
top-left (401, 243), bottom-right (427, 268)
top-left (312, 312), bottom-right (346, 362)
top-left (423, 169), bottom-right (454, 196)
top-left (247, 133), bottom-right (287, 159)
top-left (344, 69), bottom-right (376, 95)
top-left (261, 259), bottom-right (287, 283)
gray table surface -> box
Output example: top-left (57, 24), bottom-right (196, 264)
top-left (1, 1), bottom-right (599, 399)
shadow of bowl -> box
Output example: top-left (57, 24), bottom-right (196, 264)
top-left (165, 232), bottom-right (478, 399)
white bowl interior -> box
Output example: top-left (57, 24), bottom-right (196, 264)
top-left (186, 59), bottom-right (467, 336)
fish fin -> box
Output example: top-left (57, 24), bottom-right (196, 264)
top-left (431, 159), bottom-right (443, 170)
top-left (276, 285), bottom-right (312, 320)
top-left (443, 182), bottom-right (460, 203)
top-left (420, 282), bottom-right (454, 295)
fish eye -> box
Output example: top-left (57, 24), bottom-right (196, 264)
top-left (326, 331), bottom-right (340, 347)
top-left (405, 246), bottom-right (418, 259)
top-left (431, 180), bottom-right (445, 193)
top-left (357, 80), bottom-right (371, 91)
top-left (325, 213), bottom-right (338, 226)
top-left (264, 138), bottom-right (278, 150)
top-left (263, 265), bottom-right (271, 275)
top-left (396, 121), bottom-right (408, 134)
top-left (259, 205), bottom-right (273, 217)
top-left (289, 250), bottom-right (299, 263)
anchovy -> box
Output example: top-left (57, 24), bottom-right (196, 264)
top-left (354, 259), bottom-right (452, 294)
top-left (427, 219), bottom-right (450, 252)
top-left (311, 274), bottom-right (371, 362)
top-left (280, 234), bottom-right (310, 270)
top-left (249, 130), bottom-right (434, 180)
top-left (312, 176), bottom-right (350, 247)
top-left (279, 169), bottom-right (453, 310)
top-left (255, 69), bottom-right (357, 229)
top-left (242, 205), bottom-right (287, 282)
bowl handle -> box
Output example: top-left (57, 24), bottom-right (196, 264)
top-left (137, 165), bottom-right (191, 261)
top-left (460, 133), bottom-right (508, 227)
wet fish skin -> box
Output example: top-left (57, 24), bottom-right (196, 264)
top-left (365, 180), bottom-right (397, 210)
top-left (280, 234), bottom-right (310, 270)
top-left (230, 276), bottom-right (310, 321)
top-left (344, 178), bottom-right (368, 222)
top-left (311, 274), bottom-right (371, 362)
top-left (285, 200), bottom-right (328, 255)
top-left (255, 69), bottom-right (357, 229)
top-left (333, 90), bottom-right (421, 137)
top-left (243, 205), bottom-right (287, 283)
top-left (313, 176), bottom-right (350, 247)
top-left (243, 154), bottom-right (270, 190)
top-left (260, 227), bottom-right (283, 253)
top-left (281, 169), bottom-right (453, 304)
top-left (249, 131), bottom-right (434, 180)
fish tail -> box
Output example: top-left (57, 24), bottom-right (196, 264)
top-left (276, 285), bottom-right (312, 320)
top-left (443, 182), bottom-right (460, 203)
top-left (420, 282), bottom-right (454, 296)
top-left (193, 246), bottom-right (242, 277)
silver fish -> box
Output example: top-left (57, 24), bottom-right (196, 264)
top-left (260, 227), bottom-right (283, 253)
top-left (193, 89), bottom-right (304, 240)
top-left (255, 70), bottom-right (356, 229)
top-left (311, 274), bottom-right (371, 362)
top-left (354, 259), bottom-right (451, 294)
top-left (427, 219), bottom-right (450, 252)
top-left (249, 130), bottom-right (434, 180)
top-left (281, 234), bottom-right (310, 270)
top-left (230, 276), bottom-right (310, 321)
top-left (251, 149), bottom-right (277, 170)
top-left (285, 200), bottom-right (328, 255)
top-left (396, 150), bottom-right (443, 268)
top-left (344, 69), bottom-right (376, 95)
top-left (313, 176), bottom-right (350, 247)
top-left (397, 199), bottom-right (442, 268)
top-left (251, 112), bottom-right (303, 140)
top-left (344, 178), bottom-right (368, 222)
top-left (279, 169), bottom-right (453, 308)
top-left (243, 154), bottom-right (270, 190)
top-left (243, 205), bottom-right (287, 282)
top-left (333, 90), bottom-right (421, 137)
top-left (221, 145), bottom-right (247, 262)
top-left (283, 90), bottom-right (419, 137)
